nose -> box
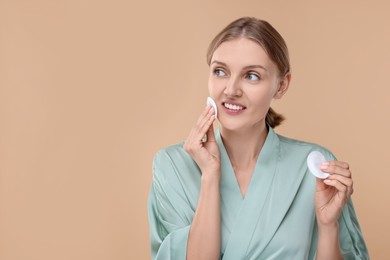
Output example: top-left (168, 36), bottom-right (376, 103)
top-left (223, 77), bottom-right (242, 97)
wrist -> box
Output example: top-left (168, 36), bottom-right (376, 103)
top-left (201, 169), bottom-right (221, 183)
top-left (317, 222), bottom-right (339, 236)
top-left (316, 222), bottom-right (342, 259)
top-left (317, 220), bottom-right (338, 228)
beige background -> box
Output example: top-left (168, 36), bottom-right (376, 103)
top-left (0, 0), bottom-right (388, 259)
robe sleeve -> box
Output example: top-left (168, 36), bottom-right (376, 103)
top-left (147, 149), bottom-right (194, 260)
top-left (312, 150), bottom-right (370, 259)
top-left (338, 199), bottom-right (369, 259)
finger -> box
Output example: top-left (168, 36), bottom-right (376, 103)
top-left (327, 174), bottom-right (353, 188)
top-left (333, 161), bottom-right (350, 169)
top-left (327, 174), bottom-right (354, 197)
top-left (194, 107), bottom-right (215, 143)
top-left (315, 177), bottom-right (328, 192)
top-left (320, 162), bottom-right (351, 177)
top-left (191, 106), bottom-right (213, 134)
top-left (205, 118), bottom-right (216, 141)
top-left (323, 179), bottom-right (347, 193)
top-left (197, 106), bottom-right (214, 129)
top-left (349, 187), bottom-right (354, 196)
top-left (322, 160), bottom-right (350, 169)
top-left (196, 105), bottom-right (213, 125)
top-left (185, 106), bottom-right (212, 147)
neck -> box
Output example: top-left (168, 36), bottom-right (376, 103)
top-left (220, 123), bottom-right (268, 170)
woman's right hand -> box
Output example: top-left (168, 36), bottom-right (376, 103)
top-left (184, 105), bottom-right (221, 178)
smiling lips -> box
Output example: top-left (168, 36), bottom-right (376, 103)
top-left (224, 102), bottom-right (244, 111)
top-left (222, 102), bottom-right (246, 114)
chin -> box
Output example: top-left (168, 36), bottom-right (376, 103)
top-left (218, 118), bottom-right (247, 132)
top-left (218, 116), bottom-right (266, 133)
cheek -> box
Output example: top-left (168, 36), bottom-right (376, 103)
top-left (247, 88), bottom-right (275, 111)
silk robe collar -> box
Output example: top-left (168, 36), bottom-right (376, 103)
top-left (215, 126), bottom-right (308, 259)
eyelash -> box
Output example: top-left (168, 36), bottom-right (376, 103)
top-left (245, 72), bottom-right (261, 81)
top-left (213, 68), bottom-right (261, 81)
top-left (213, 68), bottom-right (226, 77)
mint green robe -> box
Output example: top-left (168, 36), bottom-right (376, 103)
top-left (148, 127), bottom-right (369, 259)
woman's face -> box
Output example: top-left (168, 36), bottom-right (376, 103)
top-left (208, 37), bottom-right (290, 131)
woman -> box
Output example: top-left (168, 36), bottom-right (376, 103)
top-left (148, 17), bottom-right (368, 259)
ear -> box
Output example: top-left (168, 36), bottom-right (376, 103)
top-left (274, 72), bottom-right (291, 99)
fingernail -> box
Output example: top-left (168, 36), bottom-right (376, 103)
top-left (324, 179), bottom-right (332, 184)
top-left (320, 162), bottom-right (329, 169)
top-left (209, 108), bottom-right (215, 116)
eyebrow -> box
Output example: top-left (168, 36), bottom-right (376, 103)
top-left (211, 60), bottom-right (267, 71)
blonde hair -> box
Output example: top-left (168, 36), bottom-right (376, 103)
top-left (207, 17), bottom-right (290, 128)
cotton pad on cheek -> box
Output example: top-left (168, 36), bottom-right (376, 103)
top-left (307, 151), bottom-right (330, 179)
top-left (207, 97), bottom-right (218, 119)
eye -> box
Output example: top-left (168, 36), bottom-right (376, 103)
top-left (213, 68), bottom-right (227, 77)
top-left (246, 72), bottom-right (260, 81)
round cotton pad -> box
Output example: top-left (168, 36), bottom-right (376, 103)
top-left (307, 151), bottom-right (330, 179)
top-left (207, 97), bottom-right (218, 119)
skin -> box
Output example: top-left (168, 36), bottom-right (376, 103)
top-left (184, 38), bottom-right (352, 260)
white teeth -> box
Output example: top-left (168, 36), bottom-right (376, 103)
top-left (224, 103), bottom-right (244, 111)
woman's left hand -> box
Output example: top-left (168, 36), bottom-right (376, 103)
top-left (315, 160), bottom-right (354, 226)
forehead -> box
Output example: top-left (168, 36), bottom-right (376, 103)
top-left (211, 38), bottom-right (276, 71)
